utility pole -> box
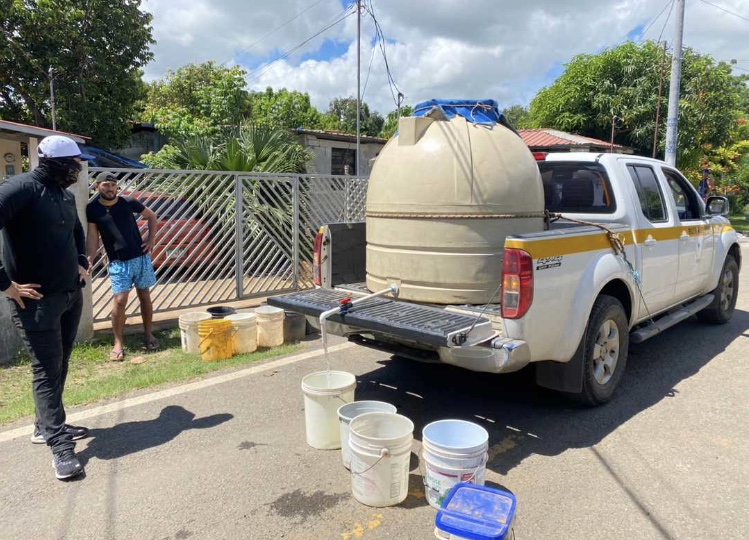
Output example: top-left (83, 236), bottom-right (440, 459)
top-left (664, 0), bottom-right (685, 166)
top-left (653, 41), bottom-right (668, 158)
top-left (49, 67), bottom-right (57, 131)
top-left (356, 0), bottom-right (361, 177)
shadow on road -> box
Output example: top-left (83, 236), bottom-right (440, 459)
top-left (78, 405), bottom-right (233, 463)
top-left (352, 310), bottom-right (749, 479)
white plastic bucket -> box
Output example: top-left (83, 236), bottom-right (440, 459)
top-left (179, 312), bottom-right (212, 354)
top-left (349, 412), bottom-right (414, 507)
top-left (338, 401), bottom-right (397, 470)
top-left (422, 419), bottom-right (489, 509)
top-left (301, 371), bottom-right (356, 449)
top-left (256, 305), bottom-right (285, 347)
top-left (225, 313), bottom-right (257, 354)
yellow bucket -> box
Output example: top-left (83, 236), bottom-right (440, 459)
top-left (198, 319), bottom-right (234, 362)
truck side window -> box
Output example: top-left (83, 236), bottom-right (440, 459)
top-left (627, 165), bottom-right (667, 222)
top-left (661, 168), bottom-right (701, 221)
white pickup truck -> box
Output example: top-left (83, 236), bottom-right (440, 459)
top-left (270, 152), bottom-right (741, 405)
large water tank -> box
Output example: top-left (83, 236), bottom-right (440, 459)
top-left (366, 99), bottom-right (544, 304)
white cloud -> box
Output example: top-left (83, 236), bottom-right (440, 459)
top-left (141, 0), bottom-right (749, 115)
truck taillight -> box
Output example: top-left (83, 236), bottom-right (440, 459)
top-left (501, 248), bottom-right (534, 319)
top-left (312, 227), bottom-right (324, 286)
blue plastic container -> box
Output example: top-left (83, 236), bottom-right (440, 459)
top-left (434, 483), bottom-right (517, 540)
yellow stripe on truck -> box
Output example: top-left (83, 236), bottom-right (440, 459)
top-left (506, 224), bottom-right (727, 260)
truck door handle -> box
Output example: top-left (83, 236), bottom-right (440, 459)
top-left (644, 236), bottom-right (656, 246)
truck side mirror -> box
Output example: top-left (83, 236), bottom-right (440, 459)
top-left (705, 196), bottom-right (729, 217)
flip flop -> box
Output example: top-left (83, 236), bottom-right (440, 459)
top-left (109, 349), bottom-right (125, 361)
top-left (144, 338), bottom-right (160, 351)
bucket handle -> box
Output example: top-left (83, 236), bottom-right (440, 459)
top-left (349, 447), bottom-right (389, 477)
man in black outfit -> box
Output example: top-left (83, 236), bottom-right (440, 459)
top-left (0, 135), bottom-right (93, 480)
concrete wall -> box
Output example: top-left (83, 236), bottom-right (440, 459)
top-left (0, 162), bottom-right (93, 365)
top-left (300, 134), bottom-right (384, 175)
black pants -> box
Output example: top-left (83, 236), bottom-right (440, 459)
top-left (9, 289), bottom-right (83, 453)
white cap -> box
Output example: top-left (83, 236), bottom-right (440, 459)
top-left (37, 135), bottom-right (95, 161)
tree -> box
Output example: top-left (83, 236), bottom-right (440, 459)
top-left (0, 0), bottom-right (154, 147)
top-left (139, 62), bottom-right (251, 141)
top-left (248, 88), bottom-right (323, 130)
top-left (142, 123), bottom-right (310, 173)
top-left (527, 41), bottom-right (741, 168)
top-left (322, 97), bottom-right (384, 137)
top-left (379, 105), bottom-right (414, 138)
top-left (501, 105), bottom-right (530, 129)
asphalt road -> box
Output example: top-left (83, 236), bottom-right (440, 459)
top-left (1, 244), bottom-right (748, 540)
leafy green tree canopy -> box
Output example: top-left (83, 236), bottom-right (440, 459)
top-left (142, 123), bottom-right (310, 173)
top-left (379, 105), bottom-right (414, 139)
top-left (322, 97), bottom-right (384, 137)
top-left (140, 62), bottom-right (251, 141)
top-left (248, 87), bottom-right (323, 130)
top-left (0, 0), bottom-right (154, 147)
top-left (501, 105), bottom-right (530, 129)
top-left (527, 41), bottom-right (742, 167)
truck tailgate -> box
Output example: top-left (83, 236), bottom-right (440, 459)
top-left (268, 289), bottom-right (494, 348)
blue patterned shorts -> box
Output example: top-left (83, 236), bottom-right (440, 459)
top-left (108, 254), bottom-right (157, 295)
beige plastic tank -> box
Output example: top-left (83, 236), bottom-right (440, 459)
top-left (366, 105), bottom-right (544, 304)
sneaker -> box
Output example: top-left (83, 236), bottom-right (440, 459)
top-left (31, 424), bottom-right (90, 444)
top-left (52, 449), bottom-right (84, 480)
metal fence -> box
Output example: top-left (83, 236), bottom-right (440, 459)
top-left (88, 168), bottom-right (368, 323)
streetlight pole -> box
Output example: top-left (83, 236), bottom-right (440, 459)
top-left (356, 0), bottom-right (361, 177)
top-left (664, 0), bottom-right (685, 166)
top-left (49, 67), bottom-right (57, 131)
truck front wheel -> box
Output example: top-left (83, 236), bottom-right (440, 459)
top-left (576, 295), bottom-right (629, 406)
top-left (697, 256), bottom-right (739, 324)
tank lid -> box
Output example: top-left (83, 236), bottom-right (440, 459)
top-left (413, 99), bottom-right (506, 126)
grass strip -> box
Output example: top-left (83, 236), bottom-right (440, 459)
top-left (0, 327), bottom-right (301, 425)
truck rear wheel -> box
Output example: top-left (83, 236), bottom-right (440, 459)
top-left (576, 295), bottom-right (629, 406)
top-left (697, 256), bottom-right (738, 325)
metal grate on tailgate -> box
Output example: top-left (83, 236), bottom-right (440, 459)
top-left (268, 289), bottom-right (494, 348)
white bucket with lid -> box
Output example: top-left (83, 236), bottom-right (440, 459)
top-left (349, 412), bottom-right (414, 507)
top-left (301, 371), bottom-right (356, 449)
top-left (178, 312), bottom-right (212, 354)
top-left (422, 419), bottom-right (489, 509)
top-left (255, 305), bottom-right (284, 347)
top-left (225, 313), bottom-right (257, 354)
top-left (338, 401), bottom-right (397, 470)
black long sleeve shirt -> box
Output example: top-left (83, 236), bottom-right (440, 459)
top-left (0, 169), bottom-right (88, 295)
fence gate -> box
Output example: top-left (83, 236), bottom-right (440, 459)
top-left (88, 168), bottom-right (368, 323)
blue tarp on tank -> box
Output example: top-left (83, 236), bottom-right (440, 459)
top-left (412, 99), bottom-right (505, 125)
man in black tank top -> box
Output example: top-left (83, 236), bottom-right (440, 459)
top-left (86, 174), bottom-right (159, 361)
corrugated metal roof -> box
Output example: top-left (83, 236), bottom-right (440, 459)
top-left (0, 120), bottom-right (88, 143)
top-left (518, 128), bottom-right (624, 150)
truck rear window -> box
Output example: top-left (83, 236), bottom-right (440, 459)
top-left (538, 162), bottom-right (616, 214)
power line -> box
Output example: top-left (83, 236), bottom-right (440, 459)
top-left (657, 0), bottom-right (676, 43)
top-left (363, 0), bottom-right (403, 108)
top-left (640, 0), bottom-right (675, 40)
top-left (245, 5), bottom-right (356, 85)
top-left (361, 35), bottom-right (378, 101)
top-left (698, 0), bottom-right (749, 24)
top-left (221, 0), bottom-right (331, 65)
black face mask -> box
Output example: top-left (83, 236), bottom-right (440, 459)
top-left (38, 158), bottom-right (82, 188)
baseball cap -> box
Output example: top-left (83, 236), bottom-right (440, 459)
top-left (37, 135), bottom-right (95, 161)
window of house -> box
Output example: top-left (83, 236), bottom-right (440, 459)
top-left (331, 148), bottom-right (357, 175)
top-left (626, 165), bottom-right (667, 222)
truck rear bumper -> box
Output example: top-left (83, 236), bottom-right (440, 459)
top-left (439, 338), bottom-right (530, 374)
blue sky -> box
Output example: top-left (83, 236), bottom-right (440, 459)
top-left (142, 0), bottom-right (749, 115)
